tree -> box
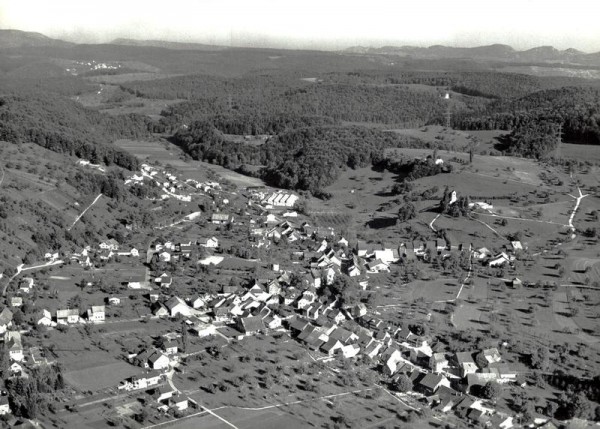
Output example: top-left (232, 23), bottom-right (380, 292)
top-left (565, 392), bottom-right (591, 419)
top-left (475, 352), bottom-right (488, 369)
top-left (530, 347), bottom-right (550, 370)
top-left (481, 381), bottom-right (501, 401)
top-left (397, 202), bottom-right (417, 222)
top-left (394, 375), bottom-right (413, 393)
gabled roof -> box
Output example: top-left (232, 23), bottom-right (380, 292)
top-left (239, 316), bottom-right (264, 333)
top-left (419, 373), bottom-right (446, 391)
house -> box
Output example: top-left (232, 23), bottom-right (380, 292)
top-left (430, 352), bottom-right (449, 373)
top-left (321, 339), bottom-right (344, 356)
top-left (169, 395), bottom-right (188, 412)
top-left (0, 396), bottom-right (10, 415)
top-left (363, 340), bottom-right (383, 359)
top-left (0, 308), bottom-right (13, 335)
top-left (211, 213), bottom-right (233, 225)
top-left (511, 278), bottom-right (522, 288)
top-left (10, 297), bottom-right (22, 308)
top-left (10, 362), bottom-right (22, 375)
top-left (482, 348), bottom-right (502, 364)
top-left (99, 239), bottom-right (120, 251)
top-left (148, 351), bottom-right (170, 370)
top-left (154, 385), bottom-right (176, 403)
top-left (356, 241), bottom-right (370, 257)
top-left (327, 309), bottom-right (345, 324)
top-left (56, 309), bottom-right (80, 324)
top-left (455, 352), bottom-right (478, 377)
top-left (126, 275), bottom-right (146, 289)
top-left (381, 348), bottom-right (404, 376)
top-left (366, 259), bottom-right (390, 274)
top-left (488, 415), bottom-right (514, 429)
top-left (87, 305), bottom-right (105, 323)
top-left (488, 252), bottom-right (511, 267)
top-left (373, 248), bottom-right (400, 265)
top-left (5, 331), bottom-right (24, 362)
top-left (152, 303), bottom-right (169, 317)
top-left (107, 297), bottom-right (121, 305)
top-left (264, 315), bottom-right (282, 330)
top-left (155, 273), bottom-right (173, 288)
top-left (37, 309), bottom-right (55, 327)
top-left (164, 297), bottom-right (194, 318)
top-left (198, 237), bottom-right (219, 248)
top-left (190, 321), bottom-right (216, 337)
top-left (121, 371), bottom-right (163, 391)
top-left (236, 316), bottom-right (264, 335)
top-left (352, 303), bottom-right (367, 318)
top-left (18, 277), bottom-right (34, 294)
top-left (159, 251), bottom-right (172, 263)
top-left (162, 340), bottom-right (178, 355)
top-left (418, 373), bottom-right (451, 395)
top-left (341, 344), bottom-right (361, 358)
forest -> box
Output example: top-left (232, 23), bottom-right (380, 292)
top-left (172, 122), bottom-right (425, 192)
top-left (453, 87), bottom-right (600, 145)
top-left (0, 92), bottom-right (150, 170)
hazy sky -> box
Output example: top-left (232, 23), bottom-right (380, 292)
top-left (1, 0), bottom-right (599, 51)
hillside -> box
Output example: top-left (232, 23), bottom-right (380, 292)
top-left (0, 91), bottom-right (152, 169)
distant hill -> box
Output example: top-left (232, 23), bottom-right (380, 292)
top-left (344, 44), bottom-right (600, 67)
top-left (0, 29), bottom-right (73, 49)
top-left (111, 38), bottom-right (227, 51)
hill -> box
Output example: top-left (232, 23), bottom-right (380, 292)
top-left (0, 91), bottom-right (152, 170)
top-left (0, 29), bottom-right (73, 49)
top-left (110, 38), bottom-right (227, 51)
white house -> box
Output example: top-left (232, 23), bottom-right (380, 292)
top-left (5, 331), bottom-right (24, 362)
top-left (198, 237), bottom-right (219, 248)
top-left (0, 396), bottom-right (10, 415)
top-left (87, 305), bottom-right (106, 323)
top-left (37, 309), bottom-right (56, 327)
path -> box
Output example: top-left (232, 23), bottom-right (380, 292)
top-left (477, 212), bottom-right (567, 227)
top-left (0, 164), bottom-right (5, 187)
top-left (567, 187), bottom-right (589, 230)
top-left (435, 253), bottom-right (472, 303)
top-left (155, 211), bottom-right (202, 230)
top-left (429, 214), bottom-right (440, 233)
top-left (68, 193), bottom-right (102, 231)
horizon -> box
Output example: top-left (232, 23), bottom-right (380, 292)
top-left (1, 0), bottom-right (600, 52)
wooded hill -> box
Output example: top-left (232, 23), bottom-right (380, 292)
top-left (0, 92), bottom-right (151, 170)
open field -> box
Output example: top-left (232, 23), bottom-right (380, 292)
top-left (64, 361), bottom-right (141, 391)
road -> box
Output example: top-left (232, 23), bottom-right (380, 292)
top-left (567, 187), bottom-right (589, 230)
top-left (2, 260), bottom-right (64, 296)
top-left (68, 193), bottom-right (102, 231)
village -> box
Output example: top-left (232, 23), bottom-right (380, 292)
top-left (1, 150), bottom-right (583, 429)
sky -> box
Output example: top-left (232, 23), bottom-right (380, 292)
top-left (1, 0), bottom-right (600, 52)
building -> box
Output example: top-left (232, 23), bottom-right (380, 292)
top-left (211, 213), bottom-right (233, 225)
top-left (430, 352), bottom-right (449, 373)
top-left (87, 305), bottom-right (105, 323)
top-left (57, 309), bottom-right (80, 324)
top-left (198, 237), bottom-right (219, 248)
top-left (0, 396), bottom-right (10, 415)
top-left (236, 316), bottom-right (264, 335)
top-left (5, 331), bottom-right (24, 362)
top-left (148, 351), bottom-right (170, 370)
top-left (418, 373), bottom-right (451, 395)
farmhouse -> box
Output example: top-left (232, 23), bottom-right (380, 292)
top-left (18, 277), bottom-right (34, 294)
top-left (86, 305), bottom-right (106, 323)
top-left (190, 321), bottom-right (216, 337)
top-left (263, 191), bottom-right (299, 208)
top-left (37, 309), bottom-right (55, 327)
top-left (57, 309), bottom-right (80, 324)
top-left (455, 352), bottom-right (478, 377)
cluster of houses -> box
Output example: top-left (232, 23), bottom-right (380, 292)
top-left (67, 239), bottom-right (140, 267)
top-left (245, 188), bottom-right (299, 209)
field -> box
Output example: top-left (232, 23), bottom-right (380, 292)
top-left (64, 361), bottom-right (141, 391)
